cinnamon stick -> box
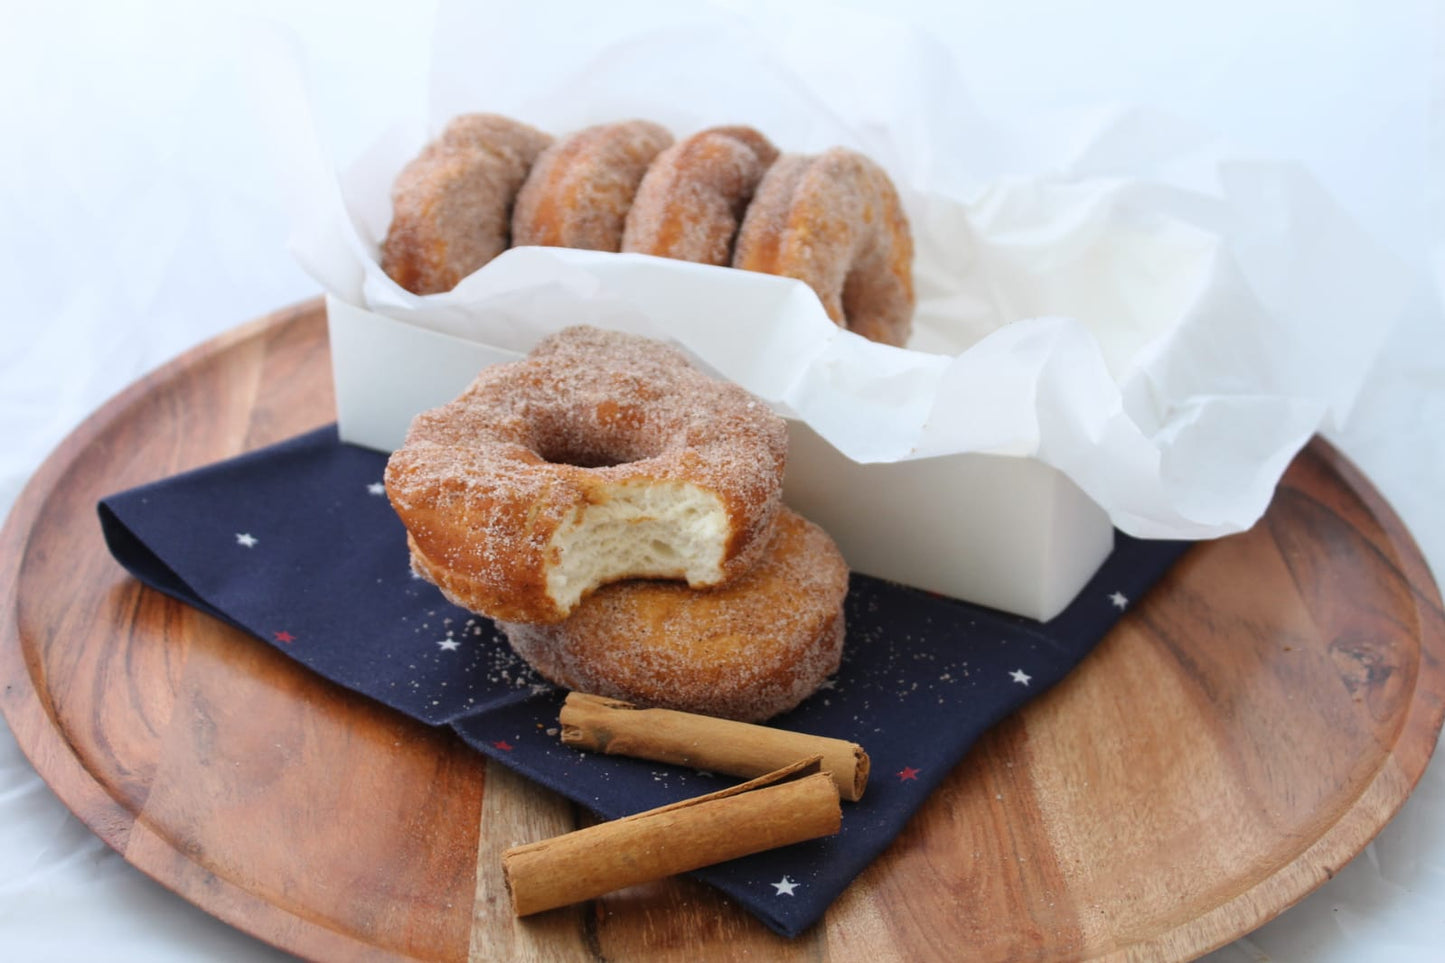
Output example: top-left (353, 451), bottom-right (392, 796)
top-left (502, 756), bottom-right (840, 917)
top-left (559, 691), bottom-right (870, 801)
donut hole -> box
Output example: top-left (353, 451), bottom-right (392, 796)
top-left (531, 439), bottom-right (632, 469)
top-left (546, 481), bottom-right (731, 613)
top-left (528, 403), bottom-right (668, 468)
top-left (840, 245), bottom-right (910, 346)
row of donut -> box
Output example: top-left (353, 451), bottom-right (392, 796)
top-left (384, 326), bottom-right (850, 722)
top-left (380, 114), bottom-right (916, 346)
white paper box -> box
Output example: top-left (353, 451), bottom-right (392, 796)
top-left (328, 293), bottom-right (1114, 620)
top-left (286, 2), bottom-right (1405, 624)
top-left (328, 295), bottom-right (523, 449)
top-left (782, 423), bottom-right (1113, 620)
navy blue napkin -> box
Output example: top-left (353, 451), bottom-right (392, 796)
top-left (98, 425), bottom-right (1190, 937)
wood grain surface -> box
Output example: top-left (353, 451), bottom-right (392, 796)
top-left (2, 299), bottom-right (1442, 962)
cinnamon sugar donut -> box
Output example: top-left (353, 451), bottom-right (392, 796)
top-left (511, 120), bottom-right (674, 251)
top-left (381, 113), bottom-right (552, 294)
top-left (621, 125), bottom-right (778, 265)
top-left (385, 326), bottom-right (788, 624)
top-left (733, 147), bottom-right (915, 346)
top-left (500, 508), bottom-right (848, 722)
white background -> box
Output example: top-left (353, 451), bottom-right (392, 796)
top-left (1, 1), bottom-right (1441, 959)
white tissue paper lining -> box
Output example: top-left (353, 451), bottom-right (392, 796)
top-left (274, 0), bottom-right (1407, 619)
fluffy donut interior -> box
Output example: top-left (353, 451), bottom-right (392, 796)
top-left (546, 480), bottom-right (729, 611)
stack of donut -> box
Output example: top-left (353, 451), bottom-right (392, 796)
top-left (384, 325), bottom-right (850, 722)
top-left (381, 114), bottom-right (916, 347)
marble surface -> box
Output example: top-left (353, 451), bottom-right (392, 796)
top-left (1, 1), bottom-right (1440, 959)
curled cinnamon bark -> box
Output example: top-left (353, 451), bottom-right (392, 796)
top-left (559, 691), bottom-right (869, 801)
top-left (502, 756), bottom-right (840, 916)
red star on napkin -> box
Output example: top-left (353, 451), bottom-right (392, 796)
top-left (273, 630), bottom-right (296, 644)
top-left (897, 766), bottom-right (920, 782)
top-left (492, 740), bottom-right (514, 751)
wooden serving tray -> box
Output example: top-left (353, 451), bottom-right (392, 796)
top-left (2, 299), bottom-right (1443, 962)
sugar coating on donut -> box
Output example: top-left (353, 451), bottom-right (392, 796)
top-left (734, 147), bottom-right (915, 346)
top-left (512, 120), bottom-right (674, 251)
top-left (381, 113), bottom-right (552, 294)
top-left (385, 326), bottom-right (788, 624)
top-left (500, 508), bottom-right (849, 722)
top-left (621, 125), bottom-right (779, 265)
